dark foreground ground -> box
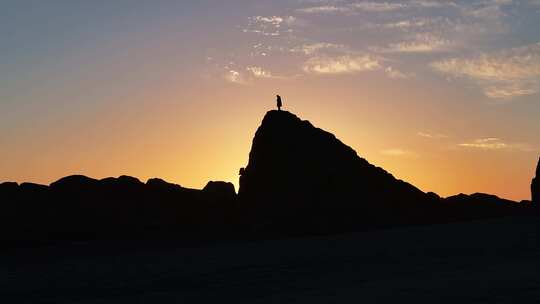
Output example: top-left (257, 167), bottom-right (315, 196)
top-left (2, 216), bottom-right (539, 303)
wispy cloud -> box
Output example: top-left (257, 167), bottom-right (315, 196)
top-left (296, 5), bottom-right (350, 14)
top-left (458, 138), bottom-right (534, 151)
top-left (291, 42), bottom-right (346, 55)
top-left (296, 1), bottom-right (456, 14)
top-left (411, 0), bottom-right (457, 8)
top-left (484, 83), bottom-right (539, 99)
top-left (225, 66), bottom-right (292, 83)
top-left (224, 0), bottom-right (537, 93)
top-left (385, 66), bottom-right (414, 79)
top-left (431, 43), bottom-right (540, 98)
top-left (246, 66), bottom-right (273, 78)
top-left (374, 17), bottom-right (458, 32)
top-left (349, 2), bottom-right (406, 12)
top-left (250, 16), bottom-right (297, 29)
top-left (224, 70), bottom-right (247, 85)
top-left (380, 149), bottom-right (415, 156)
top-left (246, 66), bottom-right (295, 80)
top-left (303, 55), bottom-right (381, 74)
top-left (417, 132), bottom-right (448, 139)
top-left (373, 33), bottom-right (452, 53)
top-left (243, 15), bottom-right (296, 36)
top-left (296, 2), bottom-right (407, 14)
top-left (380, 18), bottom-right (432, 29)
top-left (458, 138), bottom-right (508, 150)
top-left (462, 0), bottom-right (513, 20)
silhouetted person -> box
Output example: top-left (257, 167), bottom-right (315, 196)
top-left (276, 95), bottom-right (282, 111)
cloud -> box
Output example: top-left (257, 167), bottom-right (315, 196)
top-left (374, 33), bottom-right (452, 53)
top-left (385, 66), bottom-right (414, 79)
top-left (243, 15), bottom-right (296, 36)
top-left (462, 0), bottom-right (513, 20)
top-left (458, 138), bottom-right (534, 151)
top-left (380, 149), bottom-right (414, 156)
top-left (224, 66), bottom-right (291, 83)
top-left (246, 66), bottom-right (273, 78)
top-left (251, 16), bottom-right (296, 27)
top-left (381, 19), bottom-right (431, 29)
top-left (296, 0), bottom-right (456, 14)
top-left (459, 138), bottom-right (507, 149)
top-left (376, 17), bottom-right (457, 31)
top-left (465, 6), bottom-right (503, 20)
top-left (296, 2), bottom-right (406, 14)
top-left (349, 2), bottom-right (406, 12)
top-left (291, 42), bottom-right (346, 55)
top-left (484, 83), bottom-right (538, 99)
top-left (242, 29), bottom-right (281, 36)
top-left (224, 70), bottom-right (247, 85)
top-left (296, 5), bottom-right (350, 13)
top-left (431, 43), bottom-right (540, 98)
top-left (432, 44), bottom-right (540, 81)
top-left (411, 0), bottom-right (457, 8)
top-left (303, 55), bottom-right (381, 74)
top-left (246, 66), bottom-right (272, 78)
top-left (417, 132), bottom-right (449, 139)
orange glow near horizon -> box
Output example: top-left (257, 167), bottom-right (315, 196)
top-left (1, 77), bottom-right (537, 201)
top-left (1, 2), bottom-right (538, 201)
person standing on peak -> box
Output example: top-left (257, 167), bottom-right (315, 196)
top-left (276, 95), bottom-right (282, 111)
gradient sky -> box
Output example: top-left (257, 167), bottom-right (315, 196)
top-left (1, 0), bottom-right (539, 201)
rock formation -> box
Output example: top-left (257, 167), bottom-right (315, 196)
top-left (532, 157), bottom-right (540, 204)
top-left (238, 110), bottom-right (439, 233)
top-left (203, 181), bottom-right (236, 200)
top-left (0, 175), bottom-right (239, 242)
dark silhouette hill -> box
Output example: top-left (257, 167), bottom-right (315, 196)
top-left (0, 110), bottom-right (535, 243)
top-left (532, 157), bottom-right (540, 204)
top-left (238, 110), bottom-right (529, 235)
top-left (239, 110), bottom-right (431, 233)
top-left (0, 176), bottom-right (237, 242)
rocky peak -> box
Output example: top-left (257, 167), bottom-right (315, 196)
top-left (203, 181), bottom-right (236, 201)
top-left (238, 110), bottom-right (431, 232)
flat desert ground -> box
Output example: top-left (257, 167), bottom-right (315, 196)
top-left (2, 216), bottom-right (539, 303)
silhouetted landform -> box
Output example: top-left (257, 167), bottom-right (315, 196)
top-left (0, 110), bottom-right (536, 243)
top-left (532, 157), bottom-right (540, 204)
top-left (0, 176), bottom-right (238, 242)
top-left (238, 110), bottom-right (533, 235)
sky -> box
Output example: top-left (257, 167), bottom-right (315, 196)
top-left (1, 0), bottom-right (539, 201)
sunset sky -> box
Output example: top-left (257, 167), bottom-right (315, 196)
top-left (1, 1), bottom-right (539, 201)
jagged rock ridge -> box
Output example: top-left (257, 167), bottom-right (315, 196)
top-left (532, 157), bottom-right (540, 204)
